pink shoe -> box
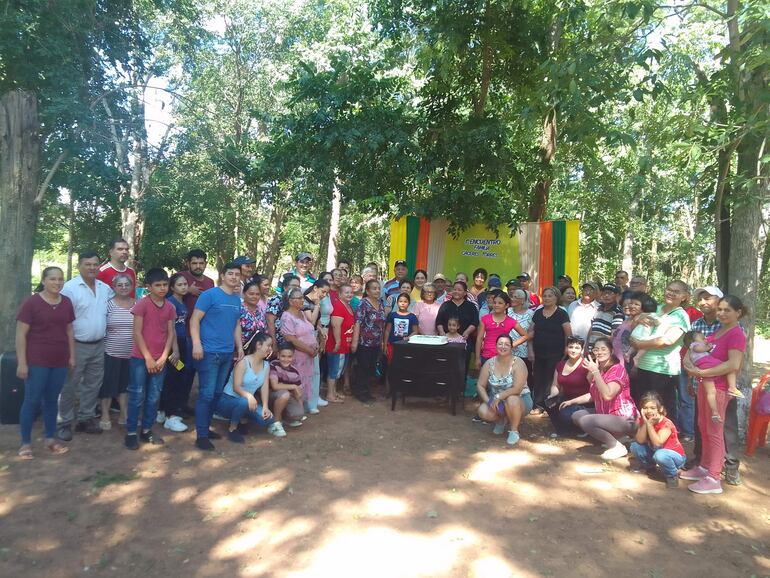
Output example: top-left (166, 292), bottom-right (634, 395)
top-left (679, 466), bottom-right (708, 481)
top-left (688, 475), bottom-right (723, 494)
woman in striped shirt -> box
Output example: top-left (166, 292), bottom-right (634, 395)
top-left (98, 273), bottom-right (135, 430)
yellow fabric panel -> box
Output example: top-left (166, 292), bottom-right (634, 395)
top-left (565, 220), bottom-right (580, 285)
top-left (389, 218), bottom-right (407, 278)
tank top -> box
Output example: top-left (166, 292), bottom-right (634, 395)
top-left (487, 357), bottom-right (530, 398)
top-left (223, 357), bottom-right (269, 397)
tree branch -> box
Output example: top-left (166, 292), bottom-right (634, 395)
top-left (34, 149), bottom-right (69, 206)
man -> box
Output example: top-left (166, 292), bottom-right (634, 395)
top-left (586, 283), bottom-right (624, 349)
top-left (628, 275), bottom-right (648, 294)
top-left (190, 261), bottom-right (243, 451)
top-left (97, 238), bottom-right (136, 297)
top-left (517, 272), bottom-right (541, 308)
top-left (336, 259), bottom-right (351, 277)
top-left (279, 252), bottom-right (316, 292)
top-left (614, 270), bottom-right (629, 292)
top-left (556, 274), bottom-right (572, 293)
top-left (687, 286), bottom-right (742, 485)
top-left (383, 260), bottom-right (408, 299)
top-left (366, 261), bottom-right (380, 279)
top-left (433, 273), bottom-right (449, 304)
top-left (568, 281), bottom-right (599, 340)
top-left (233, 255), bottom-right (256, 287)
top-left (58, 251), bottom-right (114, 440)
top-left (180, 249), bottom-right (215, 314)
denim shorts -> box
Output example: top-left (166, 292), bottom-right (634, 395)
top-left (326, 353), bottom-right (348, 380)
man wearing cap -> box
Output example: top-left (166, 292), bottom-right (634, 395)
top-left (686, 286), bottom-right (742, 485)
top-left (279, 253), bottom-right (316, 293)
top-left (567, 282), bottom-right (599, 340)
top-left (587, 283), bottom-right (625, 349)
top-left (556, 274), bottom-right (572, 293)
top-left (383, 260), bottom-right (408, 299)
top-left (233, 255), bottom-right (256, 291)
top-left (517, 273), bottom-right (541, 308)
top-left (433, 273), bottom-right (449, 304)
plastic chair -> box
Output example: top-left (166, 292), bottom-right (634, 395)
top-left (745, 371), bottom-right (770, 456)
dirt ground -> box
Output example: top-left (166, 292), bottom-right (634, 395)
top-left (0, 362), bottom-right (769, 577)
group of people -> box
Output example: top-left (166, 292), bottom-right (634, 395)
top-left (14, 245), bottom-right (749, 495)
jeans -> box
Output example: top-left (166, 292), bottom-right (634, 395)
top-left (126, 358), bottom-right (167, 435)
top-left (58, 340), bottom-right (105, 425)
top-left (630, 442), bottom-right (686, 478)
top-left (545, 402), bottom-right (588, 436)
top-left (353, 346), bottom-right (379, 400)
top-left (216, 392), bottom-right (274, 428)
top-left (195, 352), bottom-right (234, 438)
top-left (676, 369), bottom-right (695, 437)
top-left (20, 366), bottom-right (68, 444)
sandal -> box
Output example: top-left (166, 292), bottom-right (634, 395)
top-left (45, 442), bottom-right (69, 456)
top-left (18, 446), bottom-right (34, 460)
top-left (328, 396), bottom-right (345, 404)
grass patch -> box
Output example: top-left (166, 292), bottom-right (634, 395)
top-left (81, 470), bottom-right (139, 490)
top-left (755, 319), bottom-right (770, 339)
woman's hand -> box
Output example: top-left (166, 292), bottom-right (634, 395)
top-left (351, 342), bottom-right (358, 354)
top-left (582, 356), bottom-right (599, 375)
top-left (262, 406), bottom-right (273, 420)
top-left (16, 363), bottom-right (28, 380)
top-left (559, 399), bottom-right (572, 411)
top-left (246, 393), bottom-right (258, 413)
top-left (527, 349), bottom-right (535, 363)
top-left (475, 357), bottom-right (482, 370)
top-left (68, 356), bottom-right (76, 371)
top-left (292, 385), bottom-right (303, 400)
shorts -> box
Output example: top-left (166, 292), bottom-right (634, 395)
top-left (99, 354), bottom-right (130, 398)
top-left (268, 390), bottom-right (305, 420)
top-left (492, 390), bottom-right (534, 416)
top-left (326, 353), bottom-right (348, 380)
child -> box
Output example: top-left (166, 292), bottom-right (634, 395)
top-left (125, 268), bottom-right (177, 450)
top-left (383, 293), bottom-right (420, 362)
top-left (684, 331), bottom-right (742, 421)
top-left (159, 273), bottom-right (190, 432)
top-left (627, 297), bottom-right (661, 366)
top-left (445, 317), bottom-right (466, 344)
top-left (385, 280), bottom-right (414, 315)
top-left (629, 391), bottom-right (686, 488)
top-left (269, 343), bottom-right (306, 430)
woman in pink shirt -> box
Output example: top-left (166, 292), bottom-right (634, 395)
top-left (412, 283), bottom-right (441, 335)
top-left (475, 290), bottom-right (527, 369)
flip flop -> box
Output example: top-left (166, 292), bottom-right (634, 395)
top-left (45, 442), bottom-right (69, 456)
top-left (328, 396), bottom-right (345, 404)
top-left (18, 447), bottom-right (34, 460)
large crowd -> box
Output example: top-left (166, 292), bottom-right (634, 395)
top-left (14, 239), bottom-right (749, 496)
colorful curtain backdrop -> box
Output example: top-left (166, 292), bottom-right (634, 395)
top-left (389, 219), bottom-right (579, 294)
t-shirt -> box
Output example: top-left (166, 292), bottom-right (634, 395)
top-left (412, 301), bottom-right (441, 336)
top-left (590, 363), bottom-right (638, 418)
top-left (640, 416), bottom-right (685, 456)
top-left (195, 287), bottom-right (241, 353)
top-left (528, 291), bottom-right (542, 309)
top-left (386, 311), bottom-right (419, 343)
top-left (532, 307), bottom-right (571, 358)
top-left (224, 358), bottom-right (269, 397)
top-left (555, 359), bottom-right (590, 399)
top-left (16, 294), bottom-right (75, 367)
top-left (588, 304), bottom-right (624, 344)
top-left (480, 313), bottom-right (520, 359)
top-left (508, 307), bottom-right (534, 359)
top-left (269, 359), bottom-right (302, 387)
top-left (104, 299), bottom-right (134, 358)
top-left (355, 297), bottom-right (386, 348)
top-left (327, 300), bottom-right (355, 354)
top-left (130, 296), bottom-right (176, 359)
top-left (167, 295), bottom-right (188, 340)
top-left (386, 292), bottom-right (415, 313)
top-left (179, 271), bottom-right (214, 318)
top-left (435, 299), bottom-right (480, 339)
top-left (636, 306), bottom-right (690, 376)
top-left (97, 263), bottom-right (137, 297)
top-left (568, 300), bottom-right (599, 340)
top-left (707, 325), bottom-right (747, 391)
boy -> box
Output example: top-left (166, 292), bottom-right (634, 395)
top-left (269, 344), bottom-right (306, 432)
top-left (125, 268), bottom-right (177, 450)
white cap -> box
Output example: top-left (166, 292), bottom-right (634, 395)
top-left (694, 286), bottom-right (723, 299)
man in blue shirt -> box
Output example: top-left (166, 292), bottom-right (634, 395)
top-left (383, 260), bottom-right (408, 299)
top-left (190, 262), bottom-right (243, 451)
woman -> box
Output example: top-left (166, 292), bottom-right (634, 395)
top-left (410, 269), bottom-right (428, 303)
top-left (159, 273), bottom-right (190, 432)
top-left (436, 281), bottom-right (480, 370)
top-left (563, 337), bottom-right (639, 460)
top-left (470, 268), bottom-right (487, 302)
top-left (15, 267), bottom-right (75, 459)
top-left (98, 273), bottom-right (136, 430)
top-left (327, 284), bottom-right (356, 403)
top-left (280, 287), bottom-right (319, 410)
top-left (385, 279), bottom-right (414, 315)
top-left (475, 291), bottom-right (527, 370)
top-left (545, 336), bottom-right (590, 436)
top-left (559, 286), bottom-right (577, 310)
top-left (240, 279), bottom-right (268, 347)
top-left (351, 279), bottom-right (386, 402)
top-left (507, 288), bottom-right (534, 374)
top-left (455, 273), bottom-right (477, 307)
top-left (303, 279), bottom-right (331, 412)
top-left (529, 287), bottom-right (572, 413)
top-left (681, 295), bottom-right (747, 495)
top-left (412, 283), bottom-right (441, 336)
top-left (475, 334), bottom-right (533, 446)
top-left (329, 268), bottom-right (345, 303)
top-left (630, 279), bottom-right (691, 411)
top-left (350, 274), bottom-right (364, 311)
top-left (267, 273), bottom-right (300, 350)
top-left (613, 291), bottom-right (656, 373)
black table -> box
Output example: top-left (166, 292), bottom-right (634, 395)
top-left (389, 341), bottom-right (466, 415)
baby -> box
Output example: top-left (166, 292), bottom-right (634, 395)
top-left (629, 311), bottom-right (668, 366)
top-left (684, 330), bottom-right (742, 422)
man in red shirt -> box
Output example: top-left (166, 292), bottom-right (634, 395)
top-left (97, 238), bottom-right (136, 297)
top-left (179, 249), bottom-right (214, 315)
top-left (517, 272), bottom-right (541, 309)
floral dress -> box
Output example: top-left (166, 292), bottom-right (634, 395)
top-left (267, 294), bottom-right (287, 345)
top-left (280, 311), bottom-right (317, 399)
top-left (355, 298), bottom-right (386, 349)
top-left (240, 304), bottom-right (267, 346)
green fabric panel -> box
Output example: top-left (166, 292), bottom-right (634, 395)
top-left (405, 216), bottom-right (420, 277)
top-left (552, 220), bottom-right (566, 279)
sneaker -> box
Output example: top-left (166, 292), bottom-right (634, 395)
top-left (118, 417), bottom-right (127, 426)
top-left (665, 476), bottom-right (679, 489)
top-left (492, 420), bottom-right (506, 435)
top-left (195, 437), bottom-right (215, 451)
top-left (680, 435), bottom-right (694, 443)
top-left (549, 433), bottom-right (559, 439)
top-left (267, 422), bottom-right (287, 437)
top-left (308, 408), bottom-right (320, 415)
top-left (212, 413), bottom-right (228, 422)
top-left (124, 433), bottom-right (139, 450)
top-left (75, 419), bottom-right (103, 434)
top-left (164, 416), bottom-right (188, 432)
top-left (207, 429), bottom-right (222, 440)
top-left (156, 411), bottom-right (166, 424)
top-left (99, 420), bottom-right (112, 431)
top-left (472, 416), bottom-right (484, 423)
top-left (506, 430), bottom-right (521, 445)
top-left (287, 420), bottom-right (303, 428)
top-left (723, 469), bottom-right (742, 486)
top-left (227, 430), bottom-right (245, 444)
top-left (600, 443), bottom-right (628, 461)
top-left (58, 425), bottom-right (73, 441)
top-left (140, 430), bottom-right (164, 445)
top-left (680, 465), bottom-right (708, 481)
top-left (317, 398), bottom-right (329, 407)
top-left (688, 475), bottom-right (723, 494)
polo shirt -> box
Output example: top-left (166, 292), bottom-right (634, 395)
top-left (61, 276), bottom-right (114, 342)
top-left (97, 262), bottom-right (136, 297)
top-left (568, 299), bottom-right (599, 340)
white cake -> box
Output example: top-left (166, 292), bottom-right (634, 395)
top-left (408, 335), bottom-right (448, 345)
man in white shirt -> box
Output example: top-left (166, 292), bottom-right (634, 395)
top-left (58, 251), bottom-right (114, 440)
top-left (568, 281), bottom-right (599, 340)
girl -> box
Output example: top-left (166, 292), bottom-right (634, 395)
top-left (383, 293), bottom-right (420, 363)
top-left (16, 266), bottom-right (75, 459)
top-left (475, 290), bottom-right (528, 370)
top-left (158, 273), bottom-right (190, 432)
top-left (445, 317), bottom-right (466, 344)
top-left (545, 336), bottom-right (590, 436)
top-left (385, 279), bottom-right (414, 315)
top-left (410, 269), bottom-right (428, 303)
top-left (630, 391), bottom-right (686, 488)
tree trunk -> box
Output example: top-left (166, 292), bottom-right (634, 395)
top-left (261, 202), bottom-right (286, 282)
top-left (325, 180), bottom-right (342, 271)
top-left (0, 90), bottom-right (41, 351)
top-left (714, 146), bottom-right (733, 288)
top-left (528, 108), bottom-right (557, 222)
top-left (67, 195), bottom-right (76, 280)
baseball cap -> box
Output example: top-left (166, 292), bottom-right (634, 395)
top-left (433, 273), bottom-right (447, 281)
top-left (295, 252), bottom-right (313, 262)
top-left (506, 278), bottom-right (521, 287)
top-left (233, 255), bottom-right (256, 266)
top-left (581, 281), bottom-right (599, 292)
top-left (694, 286), bottom-right (724, 299)
top-left (557, 274), bottom-right (572, 283)
top-left (601, 283), bottom-right (620, 294)
top-left (488, 277), bottom-right (502, 288)
top-left (394, 260), bottom-right (407, 267)
top-left (517, 272), bottom-right (531, 280)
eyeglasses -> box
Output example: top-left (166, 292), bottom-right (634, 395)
top-left (115, 283), bottom-right (132, 288)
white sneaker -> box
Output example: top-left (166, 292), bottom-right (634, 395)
top-left (156, 411), bottom-right (166, 424)
top-left (164, 416), bottom-right (188, 432)
top-left (99, 420), bottom-right (112, 431)
top-left (267, 422), bottom-right (287, 437)
top-left (308, 408), bottom-right (320, 415)
top-left (601, 443), bottom-right (628, 461)
top-left (286, 420), bottom-right (303, 428)
top-left (317, 398), bottom-right (329, 407)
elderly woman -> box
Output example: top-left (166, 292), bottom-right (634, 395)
top-left (280, 287), bottom-right (319, 410)
top-left (476, 334), bottom-right (533, 445)
top-left (508, 288), bottom-right (534, 374)
top-left (563, 337), bottom-right (639, 460)
top-left (326, 283), bottom-right (356, 403)
top-left (351, 279), bottom-right (386, 402)
top-left (412, 283), bottom-right (441, 336)
top-left (545, 336), bottom-right (590, 436)
top-left (267, 273), bottom-right (300, 350)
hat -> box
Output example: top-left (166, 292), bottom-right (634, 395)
top-left (694, 286), bottom-right (724, 299)
top-left (517, 272), bottom-right (531, 281)
top-left (557, 274), bottom-right (572, 283)
top-left (601, 283), bottom-right (620, 294)
top-left (581, 281), bottom-right (599, 292)
top-left (233, 255), bottom-right (256, 266)
top-left (433, 273), bottom-right (447, 281)
top-left (488, 277), bottom-right (502, 288)
top-left (506, 278), bottom-right (521, 287)
top-left (394, 260), bottom-right (407, 267)
top-left (295, 252), bottom-right (313, 262)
